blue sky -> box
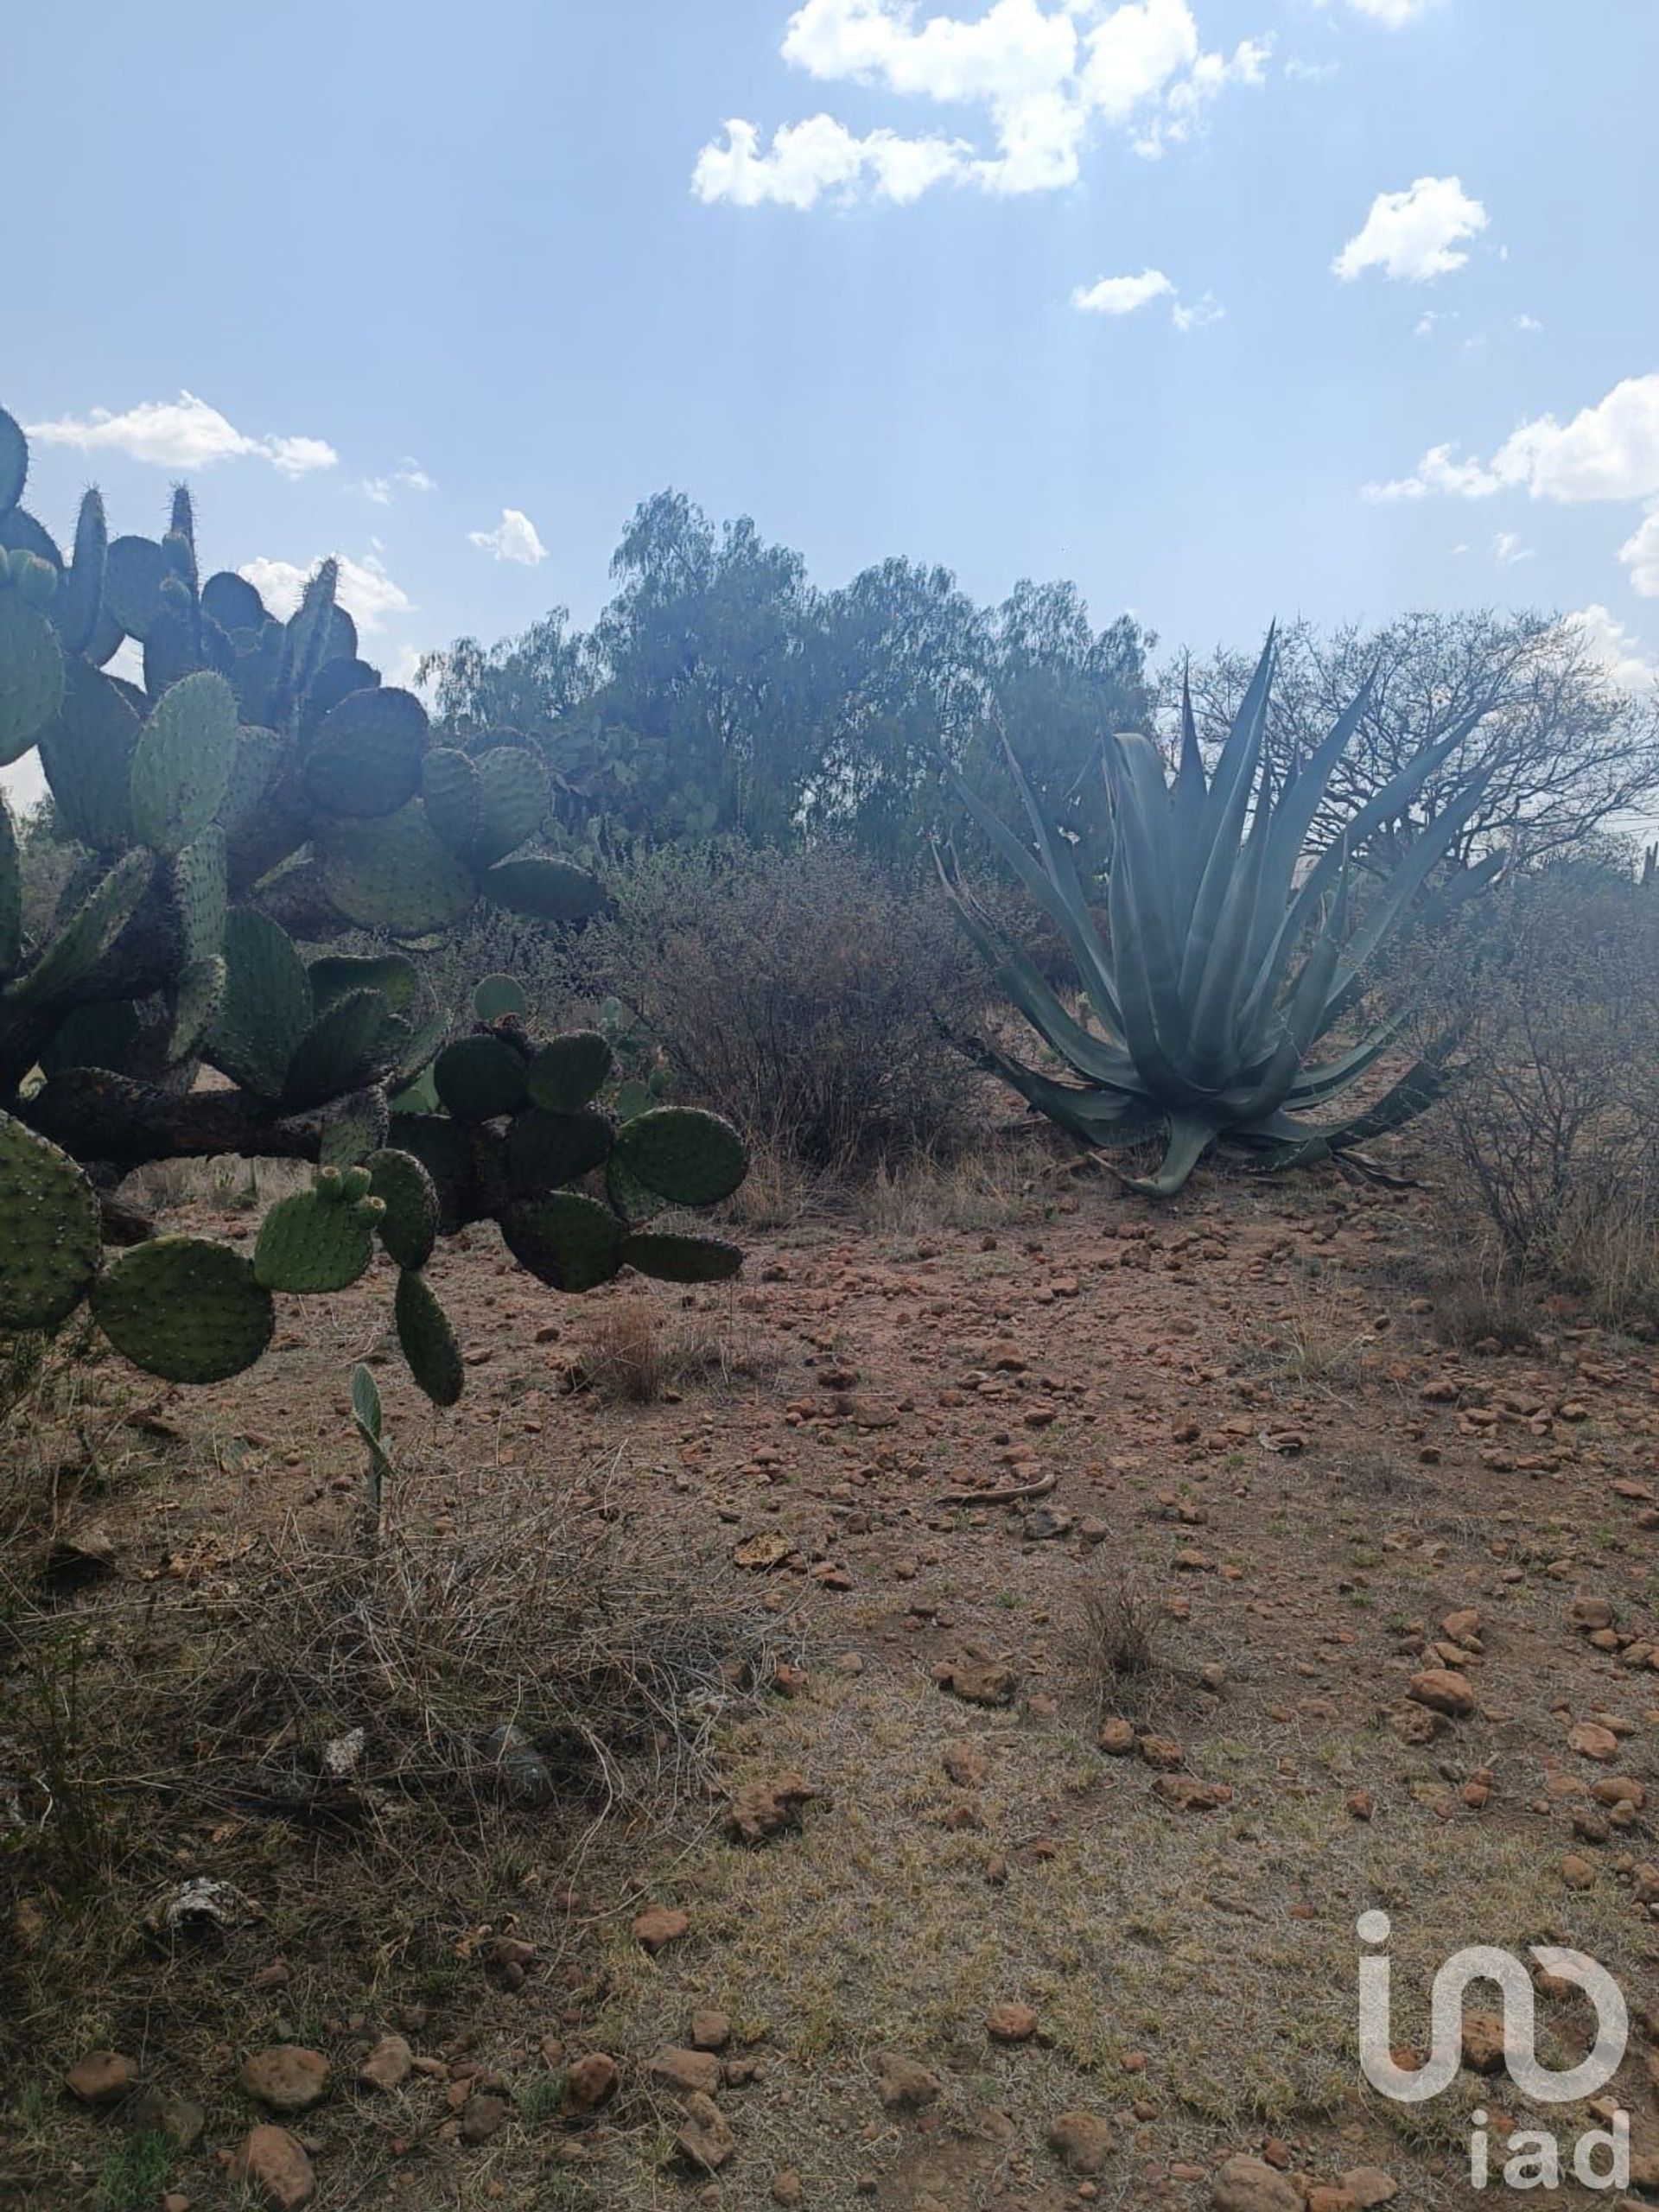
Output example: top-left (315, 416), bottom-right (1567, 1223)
top-left (8, 0), bottom-right (1659, 810)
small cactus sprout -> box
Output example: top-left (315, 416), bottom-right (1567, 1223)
top-left (0, 403), bottom-right (747, 1406)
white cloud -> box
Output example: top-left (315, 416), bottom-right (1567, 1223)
top-left (1621, 507), bottom-right (1659, 599)
top-left (1369, 374), bottom-right (1659, 505)
top-left (1344, 0), bottom-right (1440, 22)
top-left (359, 457), bottom-right (436, 505)
top-left (1333, 175), bottom-right (1487, 283)
top-left (1072, 268), bottom-right (1174, 315)
top-left (1491, 531), bottom-right (1534, 566)
top-left (1515, 313), bottom-right (1543, 334)
top-left (696, 0), bottom-right (1270, 209)
top-left (25, 391), bottom-right (338, 476)
top-left (1567, 604), bottom-right (1658, 692)
top-left (467, 509), bottom-right (548, 566)
top-left (238, 551), bottom-right (413, 634)
top-left (692, 114), bottom-right (971, 207)
top-left (1171, 289), bottom-right (1224, 331)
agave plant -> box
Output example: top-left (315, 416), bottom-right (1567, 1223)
top-left (938, 633), bottom-right (1503, 1196)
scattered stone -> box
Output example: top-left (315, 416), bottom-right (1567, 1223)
top-left (675, 2090), bottom-right (736, 2173)
top-left (1046, 2109), bottom-right (1115, 2175)
top-left (1097, 1717), bottom-right (1136, 1757)
top-left (734, 1532), bottom-right (791, 1571)
top-left (462, 2092), bottom-right (509, 2144)
top-left (1137, 1734), bottom-right (1185, 1771)
top-left (1407, 1669), bottom-right (1476, 1719)
top-left (650, 2046), bottom-right (721, 2097)
top-left (875, 2052), bottom-right (940, 2111)
top-left (1211, 2152), bottom-right (1301, 2210)
top-left (690, 2010), bottom-right (732, 2052)
top-left (772, 2171), bottom-right (805, 2205)
top-left (238, 2047), bottom-right (329, 2113)
top-left (632, 1906), bottom-right (690, 1953)
top-left (561, 2053), bottom-right (620, 2117)
top-left (944, 1739), bottom-right (991, 1787)
top-left (984, 2001), bottom-right (1038, 2043)
top-left (358, 2035), bottom-right (413, 2092)
top-left (941, 1656), bottom-right (1017, 1707)
top-left (1462, 2012), bottom-right (1510, 2073)
top-left (727, 1773), bottom-right (818, 1845)
top-left (1153, 1774), bottom-right (1232, 1813)
top-left (122, 2087), bottom-right (205, 2150)
top-left (230, 2126), bottom-right (316, 2210)
top-left (1567, 1721), bottom-right (1618, 1762)
top-left (65, 2050), bottom-right (137, 2106)
top-left (1345, 1790), bottom-right (1375, 1821)
top-left (1342, 2169), bottom-right (1399, 2208)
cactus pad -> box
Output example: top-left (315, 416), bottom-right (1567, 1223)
top-left (302, 686), bottom-right (429, 818)
top-left (310, 952), bottom-right (417, 1018)
top-left (605, 1152), bottom-right (665, 1226)
top-left (505, 1105), bottom-right (614, 1195)
top-left (420, 747), bottom-right (480, 855)
top-left (4, 848), bottom-right (152, 1010)
top-left (200, 569), bottom-right (266, 634)
top-left (39, 1000), bottom-right (143, 1078)
top-left (254, 1185), bottom-right (378, 1293)
top-left (367, 1147), bottom-right (439, 1270)
top-left (470, 747), bottom-right (548, 865)
top-left (169, 827), bottom-right (228, 968)
top-left (0, 587), bottom-right (67, 765)
top-left (479, 857), bottom-right (604, 925)
top-left (526, 1030), bottom-right (613, 1113)
top-left (316, 803), bottom-right (479, 936)
top-left (394, 1266), bottom-right (463, 1407)
top-left (168, 953), bottom-right (227, 1063)
top-left (0, 1111), bottom-right (102, 1330)
top-left (282, 988), bottom-right (397, 1110)
top-left (391, 1114), bottom-right (486, 1234)
top-left (473, 974), bottom-right (527, 1023)
top-left (500, 1192), bottom-right (623, 1292)
top-left (433, 1034), bottom-right (528, 1122)
top-left (91, 1237), bottom-right (276, 1383)
top-left (209, 909), bottom-right (314, 1099)
top-left (52, 489), bottom-right (107, 657)
top-left (0, 408), bottom-right (25, 515)
top-left (38, 660), bottom-right (141, 849)
top-left (129, 670), bottom-right (238, 853)
top-left (102, 535), bottom-right (168, 640)
top-left (621, 1231), bottom-right (745, 1284)
top-left (613, 1107), bottom-right (747, 1207)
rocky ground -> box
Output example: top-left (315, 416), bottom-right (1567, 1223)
top-left (4, 1154), bottom-right (1659, 2210)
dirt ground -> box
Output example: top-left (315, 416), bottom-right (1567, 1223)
top-left (4, 1149), bottom-right (1659, 2210)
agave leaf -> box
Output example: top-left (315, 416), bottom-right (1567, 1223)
top-left (1119, 1109), bottom-right (1223, 1198)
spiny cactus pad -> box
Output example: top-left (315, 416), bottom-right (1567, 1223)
top-left (505, 1105), bottom-right (614, 1195)
top-left (473, 973), bottom-right (528, 1023)
top-left (302, 686), bottom-right (429, 818)
top-left (500, 1192), bottom-right (623, 1291)
top-left (0, 409), bottom-right (25, 515)
top-left (434, 1034), bottom-right (528, 1122)
top-left (526, 1031), bottom-right (613, 1114)
top-left (128, 670), bottom-right (238, 853)
top-left (39, 661), bottom-right (140, 849)
top-left (479, 856), bottom-right (606, 925)
top-left (0, 1111), bottom-right (102, 1330)
top-left (254, 1185), bottom-right (380, 1293)
top-left (103, 535), bottom-right (167, 639)
top-left (394, 1265), bottom-right (463, 1407)
top-left (0, 791), bottom-right (17, 977)
top-left (211, 909), bottom-right (315, 1099)
top-left (367, 1147), bottom-right (439, 1270)
top-left (470, 747), bottom-right (548, 866)
top-left (91, 1237), bottom-right (276, 1383)
top-left (605, 1153), bottom-right (666, 1226)
top-left (613, 1108), bottom-right (747, 1207)
top-left (3, 849), bottom-right (152, 1010)
top-left (310, 952), bottom-right (417, 1018)
top-left (0, 587), bottom-right (67, 766)
top-left (282, 988), bottom-right (399, 1111)
top-left (316, 803), bottom-right (479, 936)
top-left (621, 1231), bottom-right (744, 1285)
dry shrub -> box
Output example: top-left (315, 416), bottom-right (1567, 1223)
top-left (563, 840), bottom-right (986, 1168)
top-left (858, 1145), bottom-right (1035, 1239)
top-left (1423, 868), bottom-right (1659, 1331)
top-left (577, 1295), bottom-right (735, 1404)
top-left (1073, 1559), bottom-right (1165, 1695)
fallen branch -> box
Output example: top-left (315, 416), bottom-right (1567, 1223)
top-left (933, 1471), bottom-right (1058, 1509)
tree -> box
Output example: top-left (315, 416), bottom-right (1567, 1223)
top-left (423, 497), bottom-right (1153, 868)
top-left (1177, 612), bottom-right (1659, 870)
top-left (0, 408), bottom-right (747, 1403)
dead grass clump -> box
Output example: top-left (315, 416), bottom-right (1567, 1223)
top-left (1072, 1559), bottom-right (1165, 1697)
top-left (573, 1293), bottom-right (771, 1404)
top-left (1419, 1238), bottom-right (1541, 1351)
top-left (858, 1145), bottom-right (1034, 1240)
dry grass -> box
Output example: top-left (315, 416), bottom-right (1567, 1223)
top-left (856, 1145), bottom-right (1035, 1241)
top-left (575, 1294), bottom-right (738, 1405)
top-left (1071, 1557), bottom-right (1166, 1699)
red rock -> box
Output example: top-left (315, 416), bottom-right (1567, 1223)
top-left (632, 1906), bottom-right (690, 1952)
top-left (230, 2126), bottom-right (315, 2210)
top-left (561, 2053), bottom-right (620, 2115)
top-left (65, 2050), bottom-right (137, 2106)
top-left (1407, 1669), bottom-right (1476, 1718)
top-left (238, 2047), bottom-right (329, 2113)
top-left (985, 2001), bottom-right (1038, 2043)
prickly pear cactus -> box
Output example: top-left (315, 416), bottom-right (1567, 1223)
top-left (0, 404), bottom-right (747, 1408)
